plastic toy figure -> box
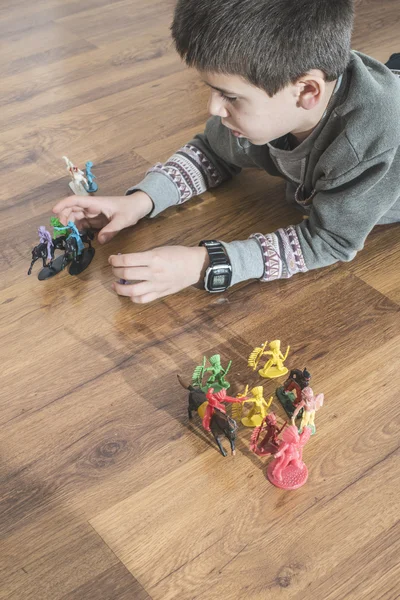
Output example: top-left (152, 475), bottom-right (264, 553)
top-left (63, 156), bottom-right (89, 196)
top-left (67, 221), bottom-right (84, 253)
top-left (276, 368), bottom-right (311, 419)
top-left (291, 386), bottom-right (324, 435)
top-left (84, 161), bottom-right (98, 193)
top-left (232, 385), bottom-right (273, 427)
top-left (202, 387), bottom-right (238, 431)
top-left (177, 374), bottom-right (208, 419)
top-left (177, 376), bottom-right (238, 456)
top-left (250, 413), bottom-right (287, 456)
top-left (28, 225), bottom-right (58, 278)
top-left (267, 425), bottom-right (311, 490)
top-left (50, 217), bottom-right (70, 239)
top-left (62, 224), bottom-right (95, 275)
top-left (192, 354), bottom-right (232, 392)
top-left (28, 239), bottom-right (53, 277)
top-left (248, 340), bottom-right (290, 378)
top-left (38, 226), bottom-right (53, 260)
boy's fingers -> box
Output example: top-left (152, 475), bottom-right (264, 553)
top-left (52, 196), bottom-right (106, 214)
top-left (58, 207), bottom-right (74, 225)
top-left (109, 251), bottom-right (153, 267)
top-left (112, 281), bottom-right (171, 304)
top-left (112, 280), bottom-right (156, 298)
top-left (112, 266), bottom-right (152, 281)
top-left (98, 215), bottom-right (128, 243)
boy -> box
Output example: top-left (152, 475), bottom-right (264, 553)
top-left (53, 0), bottom-right (400, 304)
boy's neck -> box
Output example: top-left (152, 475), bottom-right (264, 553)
top-left (291, 78), bottom-right (338, 146)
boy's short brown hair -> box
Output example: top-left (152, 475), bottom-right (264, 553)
top-left (171, 0), bottom-right (354, 96)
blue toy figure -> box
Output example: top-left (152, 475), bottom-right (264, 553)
top-left (84, 161), bottom-right (98, 193)
top-left (67, 221), bottom-right (85, 254)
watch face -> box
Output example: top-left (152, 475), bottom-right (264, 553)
top-left (212, 274), bottom-right (228, 287)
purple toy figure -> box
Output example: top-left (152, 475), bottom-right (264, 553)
top-left (38, 226), bottom-right (53, 261)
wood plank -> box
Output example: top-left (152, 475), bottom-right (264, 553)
top-left (346, 224), bottom-right (400, 306)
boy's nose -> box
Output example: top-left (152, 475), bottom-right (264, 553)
top-left (207, 93), bottom-right (229, 118)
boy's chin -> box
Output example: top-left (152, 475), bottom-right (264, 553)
top-left (247, 137), bottom-right (269, 146)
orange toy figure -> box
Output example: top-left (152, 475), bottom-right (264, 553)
top-left (233, 386), bottom-right (273, 427)
top-left (248, 340), bottom-right (290, 379)
top-left (267, 425), bottom-right (311, 490)
top-left (202, 387), bottom-right (238, 432)
top-left (291, 386), bottom-right (324, 435)
top-left (250, 413), bottom-right (287, 456)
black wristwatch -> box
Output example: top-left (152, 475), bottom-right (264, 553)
top-left (199, 240), bottom-right (232, 292)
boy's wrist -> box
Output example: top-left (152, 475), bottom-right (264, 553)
top-left (192, 247), bottom-right (210, 289)
top-left (197, 241), bottom-right (233, 292)
top-left (132, 191), bottom-right (154, 218)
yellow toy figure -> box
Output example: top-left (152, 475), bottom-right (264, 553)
top-left (248, 340), bottom-right (290, 379)
top-left (232, 385), bottom-right (273, 427)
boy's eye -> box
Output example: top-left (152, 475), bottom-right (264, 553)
top-left (220, 92), bottom-right (237, 103)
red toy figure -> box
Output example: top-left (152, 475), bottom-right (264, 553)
top-left (250, 413), bottom-right (287, 456)
top-left (267, 425), bottom-right (312, 490)
top-left (202, 387), bottom-right (238, 432)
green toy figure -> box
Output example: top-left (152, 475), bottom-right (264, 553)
top-left (192, 354), bottom-right (232, 393)
top-left (50, 217), bottom-right (70, 239)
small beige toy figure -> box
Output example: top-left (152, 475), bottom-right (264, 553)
top-left (291, 386), bottom-right (324, 435)
top-left (248, 340), bottom-right (290, 379)
top-left (233, 385), bottom-right (273, 427)
top-left (62, 156), bottom-right (89, 196)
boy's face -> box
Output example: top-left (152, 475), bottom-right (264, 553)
top-left (200, 71), bottom-right (326, 145)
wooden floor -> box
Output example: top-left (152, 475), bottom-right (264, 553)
top-left (1, 1), bottom-right (399, 599)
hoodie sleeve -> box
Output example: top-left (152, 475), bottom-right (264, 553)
top-left (125, 116), bottom-right (258, 217)
top-left (222, 147), bottom-right (400, 285)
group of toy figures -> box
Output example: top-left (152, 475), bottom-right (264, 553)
top-left (28, 157), bottom-right (98, 279)
top-left (179, 340), bottom-right (324, 491)
top-left (28, 219), bottom-right (95, 279)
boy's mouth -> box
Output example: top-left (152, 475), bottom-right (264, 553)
top-left (222, 121), bottom-right (244, 137)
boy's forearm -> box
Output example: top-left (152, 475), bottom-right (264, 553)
top-left (125, 143), bottom-right (227, 217)
top-left (125, 116), bottom-right (250, 217)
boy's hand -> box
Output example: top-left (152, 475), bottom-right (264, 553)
top-left (109, 246), bottom-right (209, 303)
top-left (51, 192), bottom-right (154, 244)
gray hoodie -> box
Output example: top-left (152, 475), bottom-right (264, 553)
top-left (126, 51), bottom-right (400, 286)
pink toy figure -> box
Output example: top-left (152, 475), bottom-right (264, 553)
top-left (250, 413), bottom-right (287, 456)
top-left (202, 387), bottom-right (239, 432)
top-left (267, 425), bottom-right (311, 490)
top-left (291, 386), bottom-right (324, 435)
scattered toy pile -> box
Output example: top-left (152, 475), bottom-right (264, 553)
top-left (179, 341), bottom-right (324, 491)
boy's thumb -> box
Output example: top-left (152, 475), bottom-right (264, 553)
top-left (98, 217), bottom-right (125, 244)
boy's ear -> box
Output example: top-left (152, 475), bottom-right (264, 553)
top-left (295, 73), bottom-right (324, 110)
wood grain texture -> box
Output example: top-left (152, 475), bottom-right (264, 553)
top-left (1, 0), bottom-right (399, 599)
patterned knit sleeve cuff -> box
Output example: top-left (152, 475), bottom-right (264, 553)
top-left (250, 226), bottom-right (308, 281)
top-left (126, 143), bottom-right (226, 217)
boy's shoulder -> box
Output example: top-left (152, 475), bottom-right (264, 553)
top-left (334, 51), bottom-right (400, 162)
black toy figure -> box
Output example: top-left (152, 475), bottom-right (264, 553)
top-left (63, 229), bottom-right (95, 275)
top-left (275, 368), bottom-right (311, 419)
top-left (177, 375), bottom-right (238, 457)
